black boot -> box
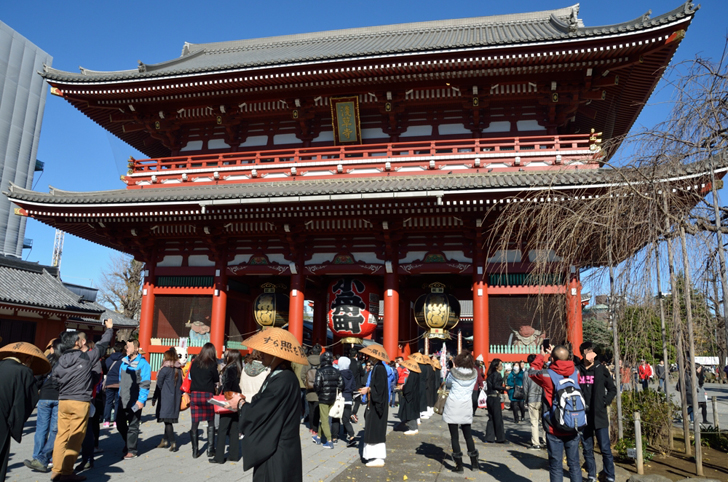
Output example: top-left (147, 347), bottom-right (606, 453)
top-left (190, 430), bottom-right (200, 459)
top-left (169, 435), bottom-right (177, 452)
top-left (207, 425), bottom-right (216, 458)
top-left (452, 452), bottom-right (464, 473)
top-left (468, 450), bottom-right (480, 471)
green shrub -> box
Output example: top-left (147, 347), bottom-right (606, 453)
top-left (614, 436), bottom-right (654, 462)
top-left (615, 390), bottom-right (678, 453)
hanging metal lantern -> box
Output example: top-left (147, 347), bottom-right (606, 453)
top-left (327, 277), bottom-right (380, 344)
top-left (253, 283), bottom-right (289, 328)
top-left (414, 282), bottom-right (460, 339)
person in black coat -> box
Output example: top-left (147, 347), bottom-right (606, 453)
top-left (331, 356), bottom-right (357, 446)
top-left (313, 351), bottom-right (344, 446)
top-left (397, 360), bottom-right (420, 434)
top-left (576, 342), bottom-right (617, 482)
top-left (0, 342), bottom-right (49, 482)
top-left (415, 354), bottom-right (430, 420)
top-left (152, 349), bottom-right (183, 451)
top-left (211, 350), bottom-right (242, 464)
top-left (225, 328), bottom-right (305, 482)
top-left (361, 354), bottom-right (389, 467)
top-left (484, 359), bottom-right (507, 443)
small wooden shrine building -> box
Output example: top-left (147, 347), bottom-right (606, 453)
top-left (5, 3), bottom-right (703, 373)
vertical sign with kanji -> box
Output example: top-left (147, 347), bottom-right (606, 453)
top-left (331, 96), bottom-right (361, 145)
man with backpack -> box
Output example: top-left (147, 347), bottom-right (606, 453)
top-left (529, 344), bottom-right (585, 482)
top-left (313, 351), bottom-right (343, 448)
top-left (576, 342), bottom-right (616, 482)
top-left (301, 344), bottom-right (322, 436)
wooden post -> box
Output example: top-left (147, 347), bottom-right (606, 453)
top-left (383, 270), bottom-right (400, 361)
top-left (289, 269), bottom-right (305, 344)
top-left (424, 337), bottom-right (429, 356)
top-left (635, 412), bottom-right (644, 475)
top-left (712, 396), bottom-right (719, 430)
top-left (210, 255), bottom-right (228, 356)
top-left (458, 330), bottom-right (462, 355)
top-left (566, 275), bottom-right (583, 350)
top-left (138, 261), bottom-right (156, 357)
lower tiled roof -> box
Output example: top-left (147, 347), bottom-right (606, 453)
top-left (0, 257), bottom-right (106, 315)
top-left (6, 159), bottom-right (727, 207)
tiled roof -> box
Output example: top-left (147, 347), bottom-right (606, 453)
top-left (6, 157), bottom-right (727, 207)
top-left (76, 309), bottom-right (139, 328)
top-left (40, 3), bottom-right (697, 83)
top-left (0, 256), bottom-right (106, 315)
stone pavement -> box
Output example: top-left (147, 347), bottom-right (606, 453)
top-left (5, 396), bottom-right (634, 482)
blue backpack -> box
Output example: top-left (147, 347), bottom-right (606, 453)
top-left (384, 364), bottom-right (397, 403)
top-left (545, 368), bottom-right (587, 433)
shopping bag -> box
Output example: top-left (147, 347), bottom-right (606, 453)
top-left (180, 392), bottom-right (190, 412)
top-left (434, 388), bottom-right (449, 414)
top-left (330, 391), bottom-right (346, 419)
top-left (477, 388), bottom-right (487, 409)
top-left (181, 372), bottom-right (191, 394)
top-left (208, 394), bottom-right (235, 415)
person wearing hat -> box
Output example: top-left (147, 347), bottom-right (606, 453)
top-left (0, 341), bottom-right (50, 482)
top-left (225, 328), bottom-right (305, 482)
top-left (397, 359), bottom-right (420, 435)
top-left (51, 318), bottom-right (114, 482)
top-left (358, 344), bottom-right (390, 467)
top-left (410, 352), bottom-right (430, 421)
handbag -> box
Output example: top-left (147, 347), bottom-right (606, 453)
top-left (181, 372), bottom-right (191, 394)
top-left (513, 385), bottom-right (525, 400)
top-left (433, 388), bottom-right (449, 415)
top-left (477, 388), bottom-right (487, 409)
top-left (210, 394), bottom-right (235, 415)
top-left (180, 392), bottom-right (190, 412)
top-left (329, 390), bottom-right (345, 419)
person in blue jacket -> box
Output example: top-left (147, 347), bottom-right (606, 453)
top-left (116, 340), bottom-right (151, 459)
top-left (506, 363), bottom-right (526, 423)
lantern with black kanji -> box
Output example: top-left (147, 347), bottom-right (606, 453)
top-left (327, 277), bottom-right (380, 344)
top-left (253, 283), bottom-right (289, 328)
top-left (414, 282), bottom-right (460, 339)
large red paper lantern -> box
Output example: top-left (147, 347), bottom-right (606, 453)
top-left (327, 278), bottom-right (379, 344)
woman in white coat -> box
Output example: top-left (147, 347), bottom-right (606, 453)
top-left (442, 352), bottom-right (479, 473)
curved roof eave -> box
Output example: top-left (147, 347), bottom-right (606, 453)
top-left (39, 2), bottom-right (697, 85)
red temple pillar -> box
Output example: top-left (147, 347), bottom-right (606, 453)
top-left (398, 294), bottom-right (411, 359)
top-left (138, 260), bottom-right (156, 357)
top-left (383, 269), bottom-right (399, 360)
top-left (210, 256), bottom-right (228, 356)
top-left (566, 276), bottom-right (583, 351)
top-left (289, 269), bottom-right (305, 343)
top-left (472, 250), bottom-right (489, 360)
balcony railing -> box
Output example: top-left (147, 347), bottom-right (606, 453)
top-left (125, 133), bottom-right (601, 187)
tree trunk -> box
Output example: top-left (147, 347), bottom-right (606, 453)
top-left (609, 246), bottom-right (624, 440)
top-left (653, 240), bottom-right (673, 449)
top-left (679, 225), bottom-right (703, 476)
top-left (708, 154), bottom-right (728, 375)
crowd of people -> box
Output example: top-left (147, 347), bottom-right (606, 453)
top-left (1, 322), bottom-right (724, 482)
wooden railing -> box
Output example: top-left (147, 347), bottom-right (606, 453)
top-left (124, 133), bottom-right (600, 186)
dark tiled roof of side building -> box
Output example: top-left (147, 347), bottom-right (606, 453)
top-left (6, 157), bottom-right (727, 207)
top-left (40, 3), bottom-right (697, 83)
top-left (75, 309), bottom-right (139, 328)
top-left (0, 256), bottom-right (105, 315)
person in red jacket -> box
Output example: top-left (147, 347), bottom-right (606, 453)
top-left (638, 359), bottom-right (652, 391)
top-left (529, 345), bottom-right (583, 482)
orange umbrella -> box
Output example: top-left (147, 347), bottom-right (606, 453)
top-left (241, 327), bottom-right (307, 365)
top-left (359, 344), bottom-right (390, 363)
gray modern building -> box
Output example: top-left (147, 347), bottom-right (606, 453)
top-left (0, 21), bottom-right (52, 257)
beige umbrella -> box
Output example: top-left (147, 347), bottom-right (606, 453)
top-left (359, 343), bottom-right (390, 363)
top-left (0, 341), bottom-right (51, 375)
top-left (400, 358), bottom-right (421, 373)
top-left (408, 352), bottom-right (428, 364)
top-left (241, 327), bottom-right (307, 365)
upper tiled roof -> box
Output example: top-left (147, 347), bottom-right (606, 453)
top-left (41, 2), bottom-right (697, 83)
top-left (7, 157), bottom-right (727, 208)
top-left (0, 256), bottom-right (106, 315)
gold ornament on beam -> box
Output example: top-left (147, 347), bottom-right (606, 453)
top-left (414, 282), bottom-right (461, 339)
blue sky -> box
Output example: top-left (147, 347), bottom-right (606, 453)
top-left (1, 0), bottom-right (726, 294)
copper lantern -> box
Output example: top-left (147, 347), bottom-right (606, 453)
top-left (253, 283), bottom-right (289, 328)
top-left (414, 282), bottom-right (460, 339)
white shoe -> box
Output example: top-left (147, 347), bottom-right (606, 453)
top-left (366, 459), bottom-right (385, 467)
top-left (404, 430), bottom-right (419, 435)
top-left (417, 419), bottom-right (421, 425)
